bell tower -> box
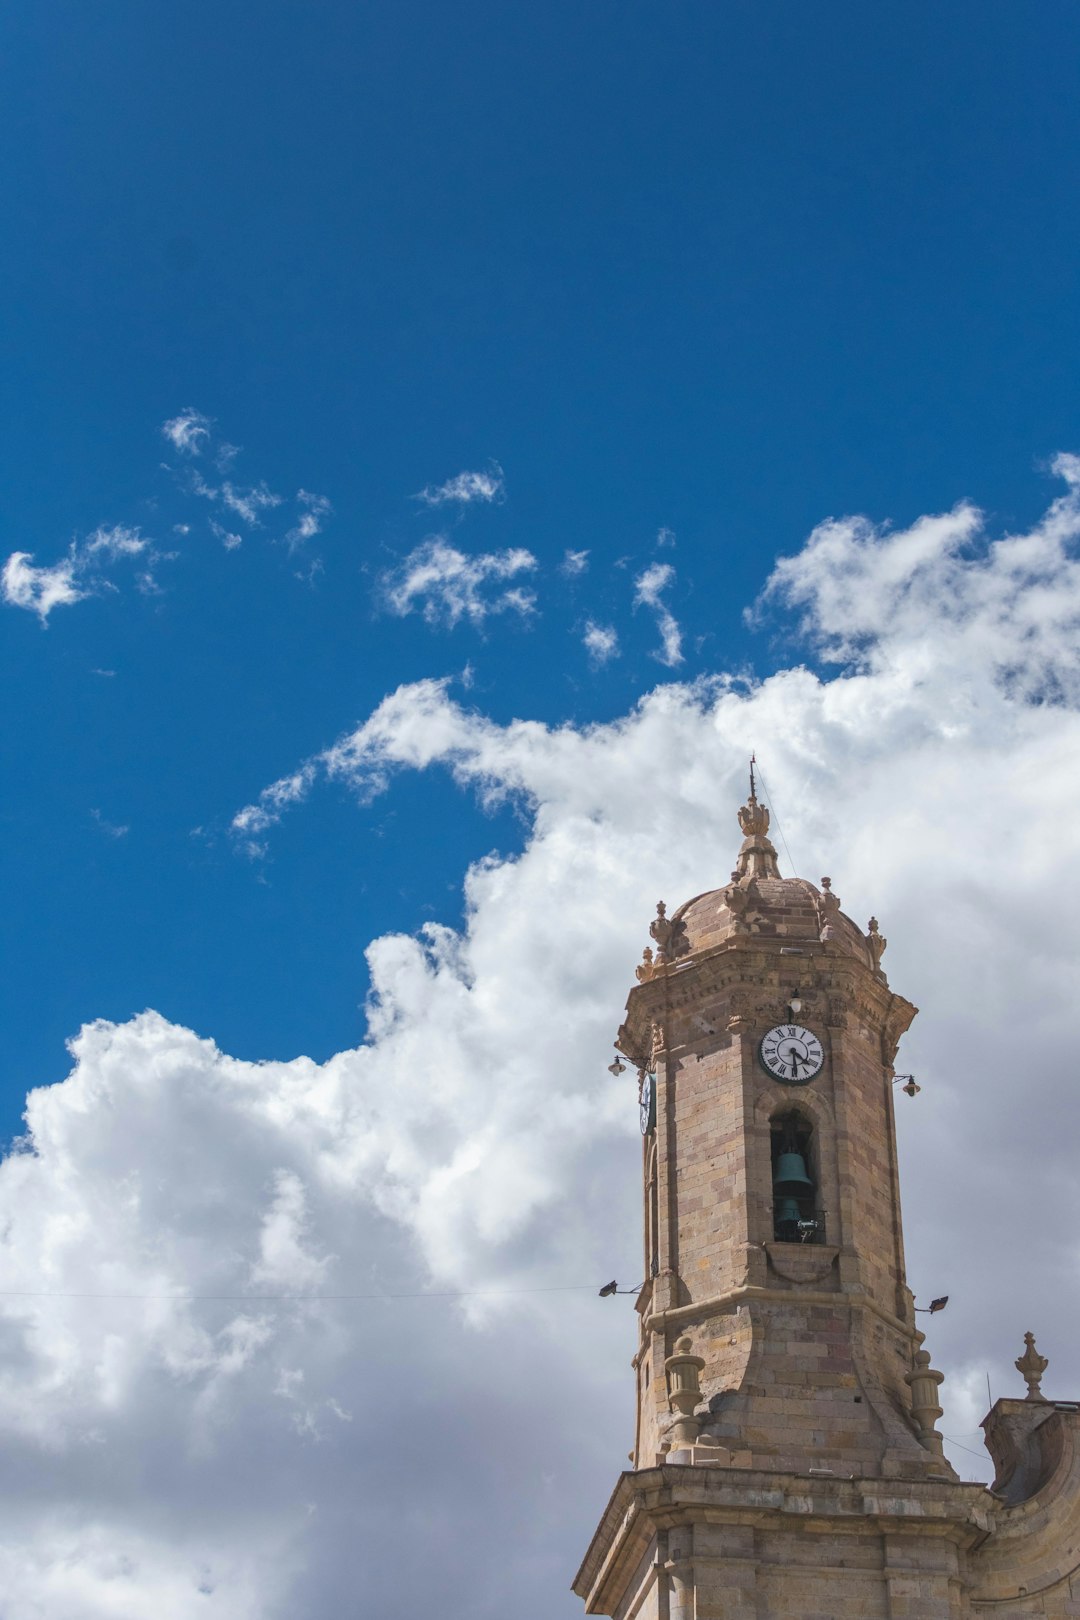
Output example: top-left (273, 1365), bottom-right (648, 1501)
top-left (573, 780), bottom-right (1080, 1618)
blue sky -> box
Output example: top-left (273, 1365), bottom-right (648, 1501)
top-left (3, 6), bottom-right (1080, 1615)
top-left (4, 0), bottom-right (1079, 1125)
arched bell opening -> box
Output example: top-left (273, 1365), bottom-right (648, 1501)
top-left (770, 1110), bottom-right (824, 1244)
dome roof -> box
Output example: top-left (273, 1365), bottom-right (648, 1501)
top-left (643, 773), bottom-right (878, 973)
top-left (672, 875), bottom-right (871, 962)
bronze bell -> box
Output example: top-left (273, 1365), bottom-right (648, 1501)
top-left (774, 1195), bottom-right (802, 1228)
top-left (773, 1149), bottom-right (814, 1195)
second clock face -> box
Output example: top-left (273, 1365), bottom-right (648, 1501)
top-left (639, 1072), bottom-right (656, 1135)
top-left (760, 1023), bottom-right (824, 1085)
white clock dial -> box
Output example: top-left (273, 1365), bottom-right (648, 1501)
top-left (639, 1072), bottom-right (656, 1135)
top-left (759, 1023), bottom-right (824, 1085)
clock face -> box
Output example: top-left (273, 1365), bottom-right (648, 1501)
top-left (760, 1023), bottom-right (824, 1085)
top-left (639, 1072), bottom-right (656, 1135)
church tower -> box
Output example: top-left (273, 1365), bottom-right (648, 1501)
top-left (574, 780), bottom-right (1080, 1618)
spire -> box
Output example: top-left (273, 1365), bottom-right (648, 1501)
top-left (734, 758), bottom-right (781, 879)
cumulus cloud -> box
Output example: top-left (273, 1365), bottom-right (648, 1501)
top-left (560, 548), bottom-right (590, 576)
top-left (2, 550), bottom-right (86, 621)
top-left (633, 560), bottom-right (683, 665)
top-left (2, 525), bottom-right (157, 623)
top-left (380, 537), bottom-right (537, 628)
top-left (415, 465), bottom-right (505, 506)
top-left (161, 408), bottom-right (212, 456)
top-left (7, 458), bottom-right (1080, 1614)
top-left (582, 621), bottom-right (619, 665)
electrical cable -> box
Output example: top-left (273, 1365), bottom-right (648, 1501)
top-left (0, 1283), bottom-right (611, 1305)
top-left (752, 759), bottom-right (798, 877)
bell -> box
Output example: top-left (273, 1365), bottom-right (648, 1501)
top-left (773, 1150), bottom-right (814, 1195)
top-left (774, 1195), bottom-right (802, 1242)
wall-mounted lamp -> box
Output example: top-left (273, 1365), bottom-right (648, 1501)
top-left (893, 1073), bottom-right (921, 1097)
top-left (607, 1054), bottom-right (627, 1077)
top-left (788, 988), bottom-right (802, 1017)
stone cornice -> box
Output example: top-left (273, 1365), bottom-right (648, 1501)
top-left (616, 934), bottom-right (916, 1066)
top-left (573, 1463), bottom-right (994, 1613)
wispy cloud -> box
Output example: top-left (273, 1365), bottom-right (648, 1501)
top-left (633, 561), bottom-right (683, 666)
top-left (286, 490), bottom-right (333, 552)
top-left (582, 621), bottom-right (619, 666)
top-left (415, 465), bottom-right (505, 507)
top-left (231, 765), bottom-right (318, 857)
top-left (656, 526), bottom-right (676, 548)
top-left (210, 520), bottom-right (244, 551)
top-left (381, 538), bottom-right (537, 629)
top-left (91, 808), bottom-right (129, 839)
top-left (2, 524), bottom-right (159, 624)
top-left (560, 549), bottom-right (589, 576)
top-left (161, 408), bottom-right (335, 574)
top-left (161, 408), bottom-right (211, 456)
top-left (186, 467), bottom-right (283, 527)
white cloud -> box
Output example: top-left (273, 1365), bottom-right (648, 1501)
top-left (2, 525), bottom-right (157, 624)
top-left (210, 521), bottom-right (244, 551)
top-left (85, 525), bottom-right (147, 561)
top-left (633, 560), bottom-right (683, 665)
top-left (220, 481), bottom-right (282, 527)
top-left (231, 764), bottom-right (318, 855)
top-left (560, 549), bottom-right (590, 576)
top-left (656, 526), bottom-right (676, 548)
top-left (90, 809), bottom-right (129, 839)
top-left (380, 538), bottom-right (537, 629)
top-left (2, 550), bottom-right (86, 621)
top-left (162, 409), bottom-right (211, 456)
top-left (7, 457), bottom-right (1080, 1613)
top-left (188, 469), bottom-right (282, 529)
top-left (582, 621), bottom-right (619, 665)
top-left (285, 490), bottom-right (332, 552)
top-left (415, 465), bottom-right (505, 506)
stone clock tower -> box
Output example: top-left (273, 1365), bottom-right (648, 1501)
top-left (573, 780), bottom-right (1080, 1618)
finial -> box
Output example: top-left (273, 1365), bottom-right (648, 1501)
top-left (1015, 1331), bottom-right (1049, 1401)
top-left (814, 877), bottom-right (841, 941)
top-left (649, 900), bottom-right (686, 965)
top-left (867, 917), bottom-right (887, 974)
top-left (905, 1335), bottom-right (946, 1458)
top-left (664, 1335), bottom-right (706, 1447)
top-left (734, 758), bottom-right (781, 880)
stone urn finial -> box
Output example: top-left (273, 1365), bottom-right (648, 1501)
top-left (815, 877), bottom-right (841, 941)
top-left (664, 1335), bottom-right (706, 1448)
top-left (867, 916), bottom-right (887, 973)
top-left (1016, 1331), bottom-right (1049, 1401)
top-left (905, 1334), bottom-right (946, 1457)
